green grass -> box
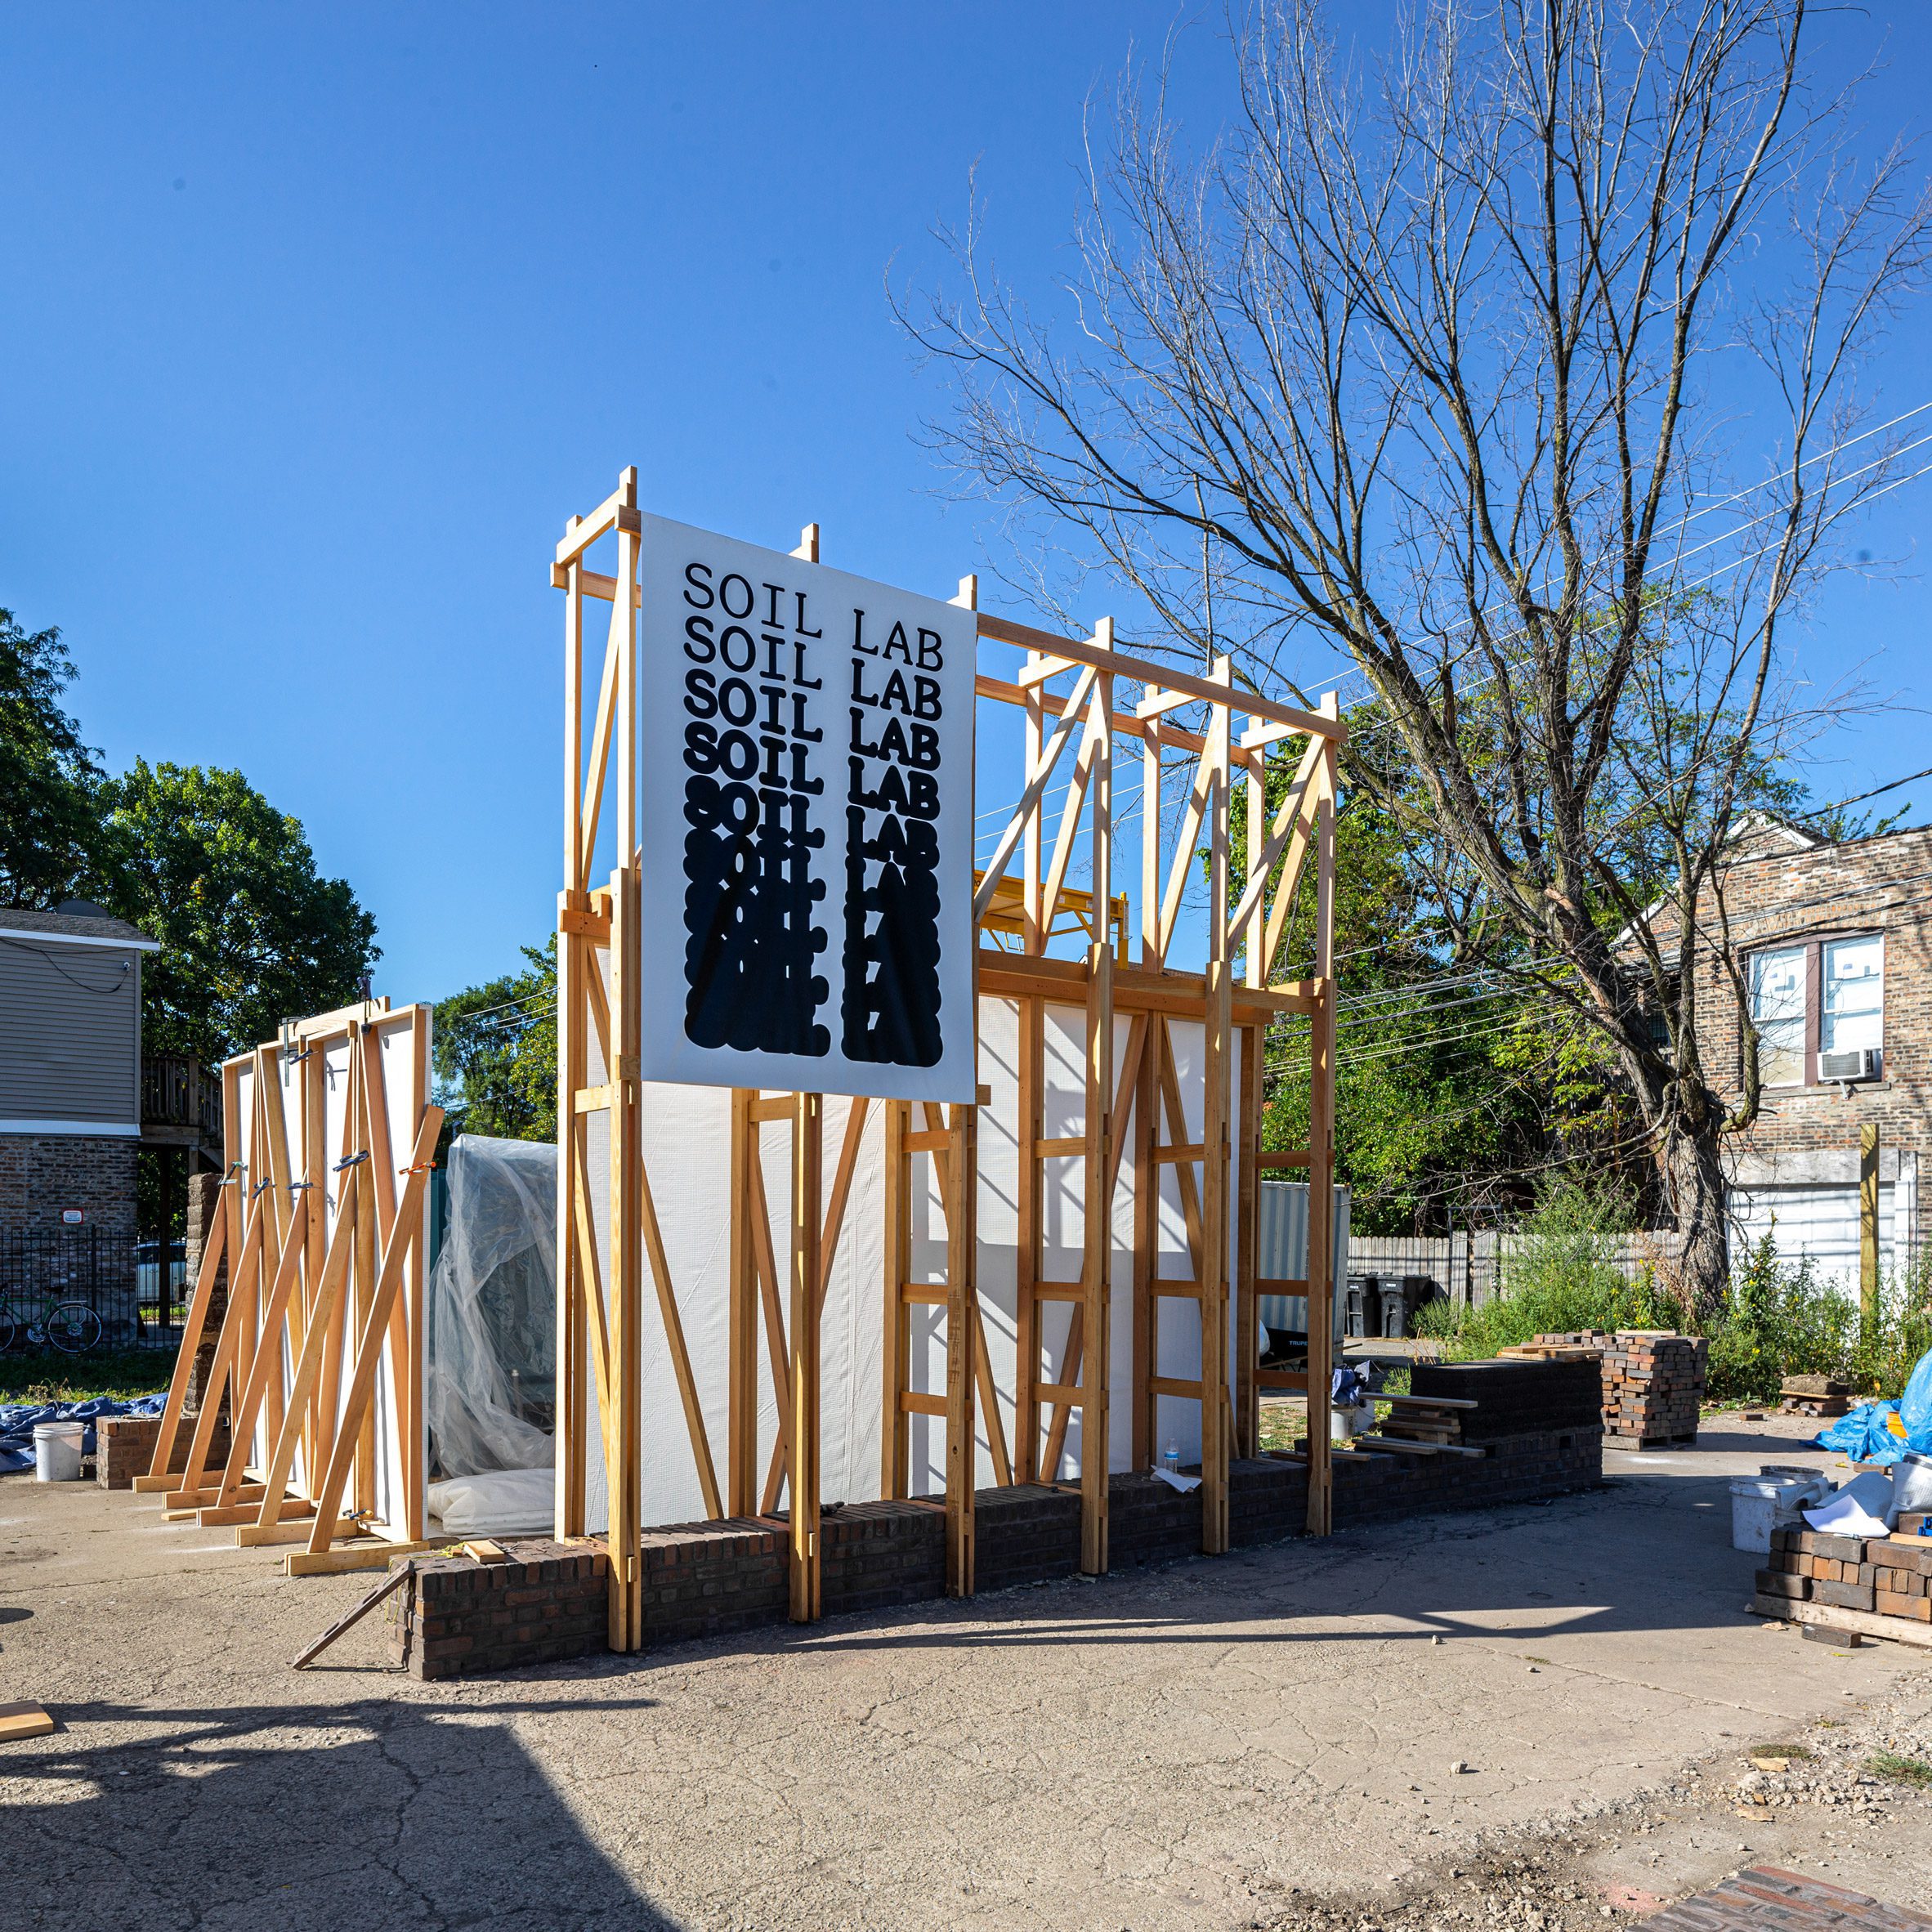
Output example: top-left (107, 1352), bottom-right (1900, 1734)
top-left (0, 1345), bottom-right (177, 1406)
top-left (1867, 1751), bottom-right (1932, 1787)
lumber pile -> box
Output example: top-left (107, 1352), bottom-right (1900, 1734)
top-left (1779, 1375), bottom-right (1854, 1419)
top-left (1375, 1398), bottom-right (1465, 1447)
top-left (1754, 1524), bottom-right (1932, 1645)
top-left (1499, 1329), bottom-right (1706, 1449)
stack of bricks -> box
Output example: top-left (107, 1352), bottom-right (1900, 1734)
top-left (1758, 1526), bottom-right (1932, 1625)
top-left (1410, 1357), bottom-right (1603, 1440)
top-left (389, 1541), bottom-right (610, 1679)
top-left (1515, 1330), bottom-right (1707, 1447)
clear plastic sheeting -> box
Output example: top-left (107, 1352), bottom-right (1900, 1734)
top-left (426, 1134), bottom-right (559, 1482)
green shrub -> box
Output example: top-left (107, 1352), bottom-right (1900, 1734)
top-left (1413, 1176), bottom-right (1671, 1360)
top-left (1416, 1194), bottom-right (1932, 1408)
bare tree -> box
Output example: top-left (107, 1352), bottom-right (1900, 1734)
top-left (901, 0), bottom-right (1932, 1315)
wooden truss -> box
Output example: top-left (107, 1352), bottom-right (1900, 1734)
top-left (555, 470), bottom-right (1344, 1648)
top-left (138, 1000), bottom-right (443, 1576)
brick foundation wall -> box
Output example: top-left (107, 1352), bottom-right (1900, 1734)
top-left (400, 1425), bottom-right (1603, 1679)
top-left (0, 1134), bottom-right (137, 1237)
top-left (95, 1414), bottom-right (230, 1488)
top-left (390, 1541), bottom-right (610, 1679)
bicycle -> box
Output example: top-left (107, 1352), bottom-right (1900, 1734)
top-left (0, 1289), bottom-right (104, 1354)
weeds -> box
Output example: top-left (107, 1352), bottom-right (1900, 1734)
top-left (0, 1345), bottom-right (176, 1406)
top-left (1867, 1751), bottom-right (1932, 1787)
top-left (1411, 1178), bottom-right (1932, 1404)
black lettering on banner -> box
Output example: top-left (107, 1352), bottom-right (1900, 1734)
top-left (840, 609), bottom-right (944, 1068)
top-left (679, 557), bottom-right (829, 1058)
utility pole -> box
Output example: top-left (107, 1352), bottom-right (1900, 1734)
top-left (1859, 1124), bottom-right (1881, 1343)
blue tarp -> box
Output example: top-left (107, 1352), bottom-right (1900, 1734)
top-left (1813, 1345), bottom-right (1932, 1466)
top-left (0, 1394), bottom-right (166, 1474)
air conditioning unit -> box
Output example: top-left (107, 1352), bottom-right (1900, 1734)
top-left (1818, 1047), bottom-right (1881, 1083)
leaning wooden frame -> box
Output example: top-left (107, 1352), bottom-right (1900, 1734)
top-left (554, 468), bottom-right (1344, 1651)
top-left (137, 999), bottom-right (445, 1576)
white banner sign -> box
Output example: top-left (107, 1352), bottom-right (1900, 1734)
top-left (637, 514), bottom-right (977, 1102)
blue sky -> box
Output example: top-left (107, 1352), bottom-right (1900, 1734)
top-left (3, 5), bottom-right (1929, 1000)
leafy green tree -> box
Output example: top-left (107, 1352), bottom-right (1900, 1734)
top-left (0, 610), bottom-right (104, 907)
top-left (97, 761), bottom-right (378, 1061)
top-left (433, 938), bottom-right (557, 1144)
top-left (1236, 709), bottom-right (1554, 1232)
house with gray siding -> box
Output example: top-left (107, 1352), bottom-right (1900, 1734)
top-left (0, 903), bottom-right (158, 1237)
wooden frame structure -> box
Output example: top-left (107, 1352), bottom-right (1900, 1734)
top-left (139, 1000), bottom-right (445, 1576)
top-left (554, 470), bottom-right (1344, 1649)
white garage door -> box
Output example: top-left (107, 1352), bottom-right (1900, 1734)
top-left (1727, 1182), bottom-right (1894, 1293)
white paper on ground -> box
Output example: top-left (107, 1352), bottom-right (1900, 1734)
top-left (1800, 1468), bottom-right (1893, 1537)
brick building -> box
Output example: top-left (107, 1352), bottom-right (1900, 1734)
top-left (1676, 821), bottom-right (1930, 1290)
top-left (0, 904), bottom-right (158, 1237)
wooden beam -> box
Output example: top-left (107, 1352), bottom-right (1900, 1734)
top-left (729, 1089), bottom-right (759, 1517)
top-left (945, 1098), bottom-right (977, 1597)
top-left (973, 663), bottom-right (1100, 920)
top-left (977, 612), bottom-right (1347, 739)
top-left (789, 1093), bottom-right (823, 1622)
top-left (882, 1099), bottom-right (910, 1498)
top-left (302, 1108), bottom-right (445, 1555)
top-left (1304, 775), bottom-right (1337, 1538)
top-left (1200, 669), bottom-right (1232, 1556)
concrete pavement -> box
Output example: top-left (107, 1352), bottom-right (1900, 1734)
top-left (0, 1413), bottom-right (1925, 1930)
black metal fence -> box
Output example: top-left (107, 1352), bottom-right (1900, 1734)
top-left (0, 1228), bottom-right (183, 1349)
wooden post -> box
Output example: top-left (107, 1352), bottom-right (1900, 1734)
top-left (1131, 1015), bottom-right (1158, 1471)
top-left (945, 1098), bottom-right (978, 1595)
top-left (556, 553), bottom-right (588, 1537)
top-left (789, 1092), bottom-right (823, 1622)
top-left (1304, 773), bottom-right (1337, 1536)
top-left (606, 467), bottom-right (642, 1650)
top-left (1235, 1017), bottom-right (1262, 1459)
top-left (728, 1089), bottom-right (758, 1517)
top-left (1861, 1123), bottom-right (1881, 1344)
top-left (1200, 661), bottom-right (1232, 1555)
top-left (882, 1098), bottom-right (910, 1499)
top-left (1080, 662), bottom-right (1114, 1575)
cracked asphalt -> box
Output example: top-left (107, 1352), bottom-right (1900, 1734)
top-left (1, 1414), bottom-right (1926, 1930)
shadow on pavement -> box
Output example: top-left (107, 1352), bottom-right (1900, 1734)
top-left (5, 1691), bottom-right (675, 1930)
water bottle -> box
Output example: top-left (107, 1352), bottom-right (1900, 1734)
top-left (1163, 1442), bottom-right (1179, 1474)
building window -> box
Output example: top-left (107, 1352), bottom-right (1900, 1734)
top-left (1748, 944), bottom-right (1808, 1086)
top-left (1822, 934), bottom-right (1884, 1058)
top-left (1745, 932), bottom-right (1883, 1087)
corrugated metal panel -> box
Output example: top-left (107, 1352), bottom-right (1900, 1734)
top-left (0, 937), bottom-right (141, 1123)
top-left (1256, 1179), bottom-right (1351, 1344)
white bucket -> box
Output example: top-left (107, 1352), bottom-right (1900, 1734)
top-left (1331, 1400), bottom-right (1374, 1443)
top-left (33, 1420), bottom-right (86, 1483)
top-left (1729, 1473), bottom-right (1826, 1553)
